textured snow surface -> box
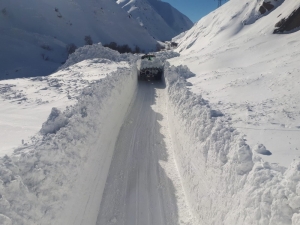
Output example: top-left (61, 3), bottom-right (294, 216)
top-left (0, 44), bottom-right (136, 224)
top-left (96, 80), bottom-right (194, 225)
top-left (171, 0), bottom-right (300, 167)
top-left (1, 0), bottom-right (300, 222)
top-left (164, 63), bottom-right (300, 225)
top-left (0, 46), bottom-right (129, 156)
top-left (0, 64), bottom-right (136, 225)
top-left (137, 57), bottom-right (164, 70)
top-left (0, 46), bottom-right (300, 224)
top-left (59, 43), bottom-right (136, 69)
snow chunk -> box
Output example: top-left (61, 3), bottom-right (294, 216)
top-left (254, 143), bottom-right (272, 155)
top-left (40, 107), bottom-right (69, 135)
top-left (137, 56), bottom-right (163, 70)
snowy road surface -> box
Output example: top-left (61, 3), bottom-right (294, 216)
top-left (96, 80), bottom-right (193, 225)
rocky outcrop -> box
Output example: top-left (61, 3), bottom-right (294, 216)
top-left (274, 6), bottom-right (300, 33)
top-left (259, 1), bottom-right (275, 14)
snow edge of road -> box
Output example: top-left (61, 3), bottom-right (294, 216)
top-left (164, 63), bottom-right (300, 225)
top-left (0, 65), bottom-right (137, 225)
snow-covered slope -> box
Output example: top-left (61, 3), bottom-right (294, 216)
top-left (0, 0), bottom-right (157, 79)
top-left (0, 45), bottom-right (137, 224)
top-left (170, 0), bottom-right (300, 167)
top-left (0, 43), bottom-right (132, 156)
top-left (163, 2), bottom-right (300, 223)
top-left (117, 0), bottom-right (193, 41)
top-left (2, 0), bottom-right (300, 224)
top-left (1, 41), bottom-right (300, 224)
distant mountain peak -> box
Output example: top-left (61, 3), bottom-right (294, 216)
top-left (117, 0), bottom-right (193, 41)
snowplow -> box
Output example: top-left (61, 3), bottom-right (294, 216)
top-left (137, 54), bottom-right (164, 81)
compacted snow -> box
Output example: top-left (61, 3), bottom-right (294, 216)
top-left (96, 81), bottom-right (193, 225)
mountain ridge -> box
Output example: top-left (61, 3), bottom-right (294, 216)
top-left (117, 0), bottom-right (193, 41)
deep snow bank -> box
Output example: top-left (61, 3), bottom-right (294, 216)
top-left (0, 64), bottom-right (137, 224)
top-left (59, 43), bottom-right (135, 70)
top-left (0, 56), bottom-right (129, 157)
top-left (164, 64), bottom-right (300, 225)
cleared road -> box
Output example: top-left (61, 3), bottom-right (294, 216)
top-left (96, 81), bottom-right (193, 225)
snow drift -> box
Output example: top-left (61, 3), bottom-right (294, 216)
top-left (0, 60), bottom-right (137, 224)
top-left (164, 63), bottom-right (300, 225)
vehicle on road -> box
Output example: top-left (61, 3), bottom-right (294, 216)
top-left (136, 54), bottom-right (164, 81)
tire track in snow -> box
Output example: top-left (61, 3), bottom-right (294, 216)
top-left (96, 80), bottom-right (193, 225)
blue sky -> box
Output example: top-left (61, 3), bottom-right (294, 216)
top-left (163, 0), bottom-right (223, 23)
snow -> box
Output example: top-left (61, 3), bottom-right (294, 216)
top-left (1, 0), bottom-right (300, 224)
top-left (137, 56), bottom-right (163, 70)
top-left (164, 62), bottom-right (300, 225)
top-left (0, 58), bottom-right (136, 224)
top-left (170, 0), bottom-right (300, 167)
top-left (0, 45), bottom-right (130, 157)
top-left (96, 80), bottom-right (194, 225)
top-left (117, 0), bottom-right (193, 41)
top-left (0, 0), bottom-right (157, 79)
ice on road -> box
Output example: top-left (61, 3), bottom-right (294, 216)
top-left (96, 81), bottom-right (192, 225)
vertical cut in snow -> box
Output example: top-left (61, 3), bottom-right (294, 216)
top-left (164, 63), bottom-right (300, 225)
top-left (0, 63), bottom-right (137, 224)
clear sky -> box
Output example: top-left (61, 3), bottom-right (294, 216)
top-left (162, 0), bottom-right (225, 23)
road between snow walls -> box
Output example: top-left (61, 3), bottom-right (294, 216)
top-left (0, 44), bottom-right (299, 225)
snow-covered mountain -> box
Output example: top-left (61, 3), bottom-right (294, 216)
top-left (117, 0), bottom-right (193, 41)
top-left (0, 0), bottom-right (159, 79)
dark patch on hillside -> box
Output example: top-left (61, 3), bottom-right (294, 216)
top-left (259, 1), bottom-right (274, 15)
top-left (274, 6), bottom-right (300, 33)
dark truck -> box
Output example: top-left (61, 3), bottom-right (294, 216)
top-left (137, 54), bottom-right (164, 81)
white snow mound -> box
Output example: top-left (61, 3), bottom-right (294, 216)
top-left (164, 63), bottom-right (300, 225)
top-left (0, 62), bottom-right (137, 224)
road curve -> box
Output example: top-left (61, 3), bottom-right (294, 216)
top-left (96, 80), bottom-right (192, 225)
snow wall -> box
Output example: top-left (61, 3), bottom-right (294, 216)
top-left (0, 64), bottom-right (137, 225)
top-left (1, 44), bottom-right (300, 224)
top-left (164, 63), bottom-right (300, 225)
